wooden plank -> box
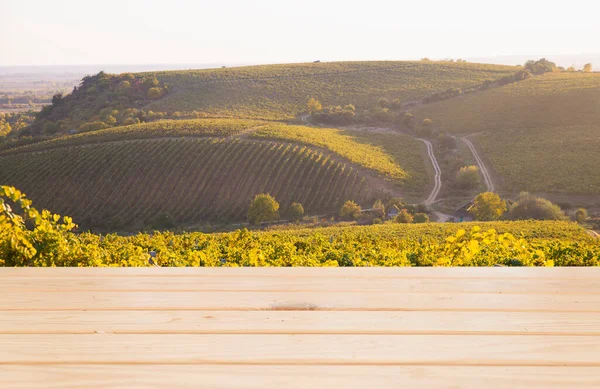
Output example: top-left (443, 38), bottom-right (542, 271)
top-left (2, 365), bottom-right (600, 389)
top-left (3, 276), bottom-right (599, 294)
top-left (1, 334), bottom-right (599, 365)
top-left (1, 291), bottom-right (598, 311)
top-left (1, 267), bottom-right (599, 279)
top-left (1, 311), bottom-right (599, 335)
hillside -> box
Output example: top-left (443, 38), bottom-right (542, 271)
top-left (412, 72), bottom-right (600, 195)
top-left (0, 138), bottom-right (371, 229)
top-left (0, 118), bottom-right (430, 229)
top-left (26, 61), bottom-right (517, 136)
top-left (146, 61), bottom-right (516, 119)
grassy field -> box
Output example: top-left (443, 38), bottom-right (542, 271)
top-left (412, 72), bottom-right (600, 195)
top-left (413, 72), bottom-right (600, 133)
top-left (144, 61), bottom-right (517, 119)
top-left (477, 125), bottom-right (600, 194)
top-left (0, 138), bottom-right (370, 229)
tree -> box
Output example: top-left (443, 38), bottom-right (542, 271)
top-left (287, 202), bottom-right (304, 222)
top-left (469, 192), bottom-right (507, 221)
top-left (372, 199), bottom-right (385, 219)
top-left (147, 87), bottom-right (163, 99)
top-left (456, 165), bottom-right (481, 189)
top-left (505, 192), bottom-right (566, 221)
top-left (307, 98), bottom-right (322, 114)
top-left (378, 98), bottom-right (390, 109)
top-left (402, 112), bottom-right (415, 130)
top-left (583, 63), bottom-right (593, 73)
top-left (575, 208), bottom-right (588, 223)
top-left (567, 66), bottom-right (576, 72)
top-left (413, 213), bottom-right (429, 223)
top-left (340, 200), bottom-right (361, 220)
top-left (395, 209), bottom-right (414, 223)
top-left (247, 194), bottom-right (280, 225)
top-left (524, 58), bottom-right (557, 75)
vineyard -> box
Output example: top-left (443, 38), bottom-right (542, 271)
top-left (1, 118), bottom-right (268, 155)
top-left (144, 61), bottom-right (517, 119)
top-left (0, 138), bottom-right (370, 229)
top-left (413, 72), bottom-right (600, 134)
top-left (412, 72), bottom-right (600, 195)
top-left (250, 124), bottom-right (422, 184)
top-left (477, 125), bottom-right (600, 194)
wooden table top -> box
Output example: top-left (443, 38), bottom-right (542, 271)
top-left (1, 267), bottom-right (599, 388)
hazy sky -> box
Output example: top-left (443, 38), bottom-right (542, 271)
top-left (2, 0), bottom-right (599, 66)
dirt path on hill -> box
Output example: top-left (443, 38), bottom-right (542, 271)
top-left (461, 136), bottom-right (495, 192)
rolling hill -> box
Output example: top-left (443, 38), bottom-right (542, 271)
top-left (0, 118), bottom-right (428, 229)
top-left (412, 72), bottom-right (600, 195)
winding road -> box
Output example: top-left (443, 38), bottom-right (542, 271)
top-left (462, 136), bottom-right (495, 192)
top-left (418, 138), bottom-right (442, 205)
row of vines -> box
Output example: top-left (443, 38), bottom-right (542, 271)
top-left (0, 138), bottom-right (369, 229)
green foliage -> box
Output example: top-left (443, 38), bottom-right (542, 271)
top-left (248, 194), bottom-right (280, 225)
top-left (287, 202), bottom-right (305, 222)
top-left (414, 213), bottom-right (430, 223)
top-left (0, 186), bottom-right (77, 266)
top-left (470, 192), bottom-right (507, 221)
top-left (30, 71), bottom-right (169, 136)
top-left (395, 209), bottom-right (414, 223)
top-left (506, 193), bottom-right (566, 221)
top-left (1, 191), bottom-right (598, 268)
top-left (340, 200), bottom-right (361, 221)
top-left (575, 208), bottom-right (588, 223)
top-left (456, 165), bottom-right (481, 189)
top-left (524, 58), bottom-right (557, 75)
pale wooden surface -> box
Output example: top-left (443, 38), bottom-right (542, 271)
top-left (1, 268), bottom-right (600, 388)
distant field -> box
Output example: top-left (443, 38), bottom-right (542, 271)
top-left (145, 61), bottom-right (516, 119)
top-left (413, 72), bottom-right (600, 133)
top-left (0, 138), bottom-right (370, 228)
top-left (477, 125), bottom-right (600, 194)
top-left (412, 72), bottom-right (600, 195)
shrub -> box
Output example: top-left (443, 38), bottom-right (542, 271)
top-left (574, 208), bottom-right (588, 223)
top-left (372, 199), bottom-right (385, 219)
top-left (395, 209), bottom-right (414, 223)
top-left (583, 63), bottom-right (593, 73)
top-left (456, 165), bottom-right (481, 189)
top-left (248, 194), bottom-right (280, 225)
top-left (470, 192), bottom-right (507, 221)
top-left (307, 98), bottom-right (322, 114)
top-left (147, 87), bottom-right (164, 99)
top-left (414, 213), bottom-right (430, 223)
top-left (78, 121), bottom-right (109, 132)
top-left (506, 193), bottom-right (566, 221)
top-left (287, 202), bottom-right (304, 222)
top-left (372, 217), bottom-right (383, 224)
top-left (340, 200), bottom-right (361, 220)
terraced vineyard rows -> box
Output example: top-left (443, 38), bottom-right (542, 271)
top-left (0, 138), bottom-right (370, 228)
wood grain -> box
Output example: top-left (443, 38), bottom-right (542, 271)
top-left (1, 334), bottom-right (600, 365)
top-left (2, 291), bottom-right (599, 311)
top-left (2, 365), bottom-right (600, 389)
top-left (3, 276), bottom-right (598, 293)
top-left (1, 311), bottom-right (599, 335)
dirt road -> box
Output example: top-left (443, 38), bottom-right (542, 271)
top-left (462, 136), bottom-right (495, 192)
top-left (419, 138), bottom-right (442, 205)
